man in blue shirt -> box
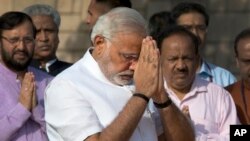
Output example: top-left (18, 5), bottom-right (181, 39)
top-left (171, 2), bottom-right (236, 87)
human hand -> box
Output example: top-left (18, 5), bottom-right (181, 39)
top-left (32, 83), bottom-right (37, 110)
top-left (134, 36), bottom-right (160, 98)
top-left (19, 72), bottom-right (37, 111)
top-left (182, 105), bottom-right (190, 119)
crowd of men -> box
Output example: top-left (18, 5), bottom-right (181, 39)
top-left (0, 0), bottom-right (249, 141)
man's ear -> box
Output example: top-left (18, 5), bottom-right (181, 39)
top-left (92, 35), bottom-right (106, 57)
top-left (93, 35), bottom-right (105, 46)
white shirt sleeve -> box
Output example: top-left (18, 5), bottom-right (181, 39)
top-left (45, 79), bottom-right (102, 141)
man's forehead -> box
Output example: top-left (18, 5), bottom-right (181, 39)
top-left (177, 13), bottom-right (205, 23)
top-left (2, 22), bottom-right (33, 34)
top-left (89, 0), bottom-right (110, 12)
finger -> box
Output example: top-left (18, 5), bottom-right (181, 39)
top-left (139, 38), bottom-right (146, 62)
top-left (158, 62), bottom-right (163, 89)
top-left (182, 105), bottom-right (189, 114)
top-left (22, 72), bottom-right (34, 90)
top-left (143, 39), bottom-right (156, 63)
top-left (32, 82), bottom-right (37, 108)
top-left (19, 72), bottom-right (36, 110)
top-left (152, 39), bottom-right (159, 54)
top-left (20, 72), bottom-right (35, 100)
top-left (140, 37), bottom-right (151, 63)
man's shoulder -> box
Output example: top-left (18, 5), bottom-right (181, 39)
top-left (48, 60), bottom-right (85, 85)
top-left (29, 66), bottom-right (53, 82)
top-left (206, 62), bottom-right (236, 78)
top-left (195, 77), bottom-right (223, 89)
top-left (225, 81), bottom-right (240, 93)
top-left (55, 60), bottom-right (72, 67)
top-left (49, 60), bottom-right (73, 76)
top-left (207, 62), bottom-right (232, 73)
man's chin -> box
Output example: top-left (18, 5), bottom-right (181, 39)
top-left (9, 59), bottom-right (31, 71)
top-left (7, 63), bottom-right (29, 71)
top-left (34, 53), bottom-right (52, 59)
top-left (112, 78), bottom-right (131, 86)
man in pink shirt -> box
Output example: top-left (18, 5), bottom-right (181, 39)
top-left (0, 12), bottom-right (52, 141)
top-left (156, 25), bottom-right (239, 140)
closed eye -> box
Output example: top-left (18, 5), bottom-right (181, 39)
top-left (121, 53), bottom-right (139, 61)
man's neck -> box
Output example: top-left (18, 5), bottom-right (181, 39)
top-left (16, 70), bottom-right (27, 81)
top-left (35, 57), bottom-right (57, 68)
top-left (169, 85), bottom-right (192, 100)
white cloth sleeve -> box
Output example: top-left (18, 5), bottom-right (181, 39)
top-left (45, 80), bottom-right (102, 141)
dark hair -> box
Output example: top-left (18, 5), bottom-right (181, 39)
top-left (156, 25), bottom-right (199, 54)
top-left (0, 11), bottom-right (36, 37)
top-left (171, 2), bottom-right (209, 26)
top-left (96, 0), bottom-right (132, 8)
top-left (234, 28), bottom-right (250, 57)
top-left (148, 11), bottom-right (173, 39)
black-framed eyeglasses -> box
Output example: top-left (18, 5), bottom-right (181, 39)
top-left (1, 36), bottom-right (35, 46)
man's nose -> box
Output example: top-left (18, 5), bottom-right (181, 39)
top-left (84, 15), bottom-right (91, 25)
top-left (129, 60), bottom-right (137, 71)
top-left (176, 59), bottom-right (186, 69)
top-left (37, 30), bottom-right (48, 41)
top-left (190, 27), bottom-right (199, 36)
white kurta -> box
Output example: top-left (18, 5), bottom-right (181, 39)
top-left (45, 49), bottom-right (162, 141)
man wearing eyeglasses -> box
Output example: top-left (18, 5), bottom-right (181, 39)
top-left (0, 11), bottom-right (52, 141)
top-left (171, 2), bottom-right (236, 87)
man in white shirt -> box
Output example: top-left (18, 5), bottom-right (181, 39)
top-left (45, 7), bottom-right (195, 141)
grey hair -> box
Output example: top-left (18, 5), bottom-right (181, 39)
top-left (23, 4), bottom-right (60, 28)
top-left (91, 7), bottom-right (147, 42)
